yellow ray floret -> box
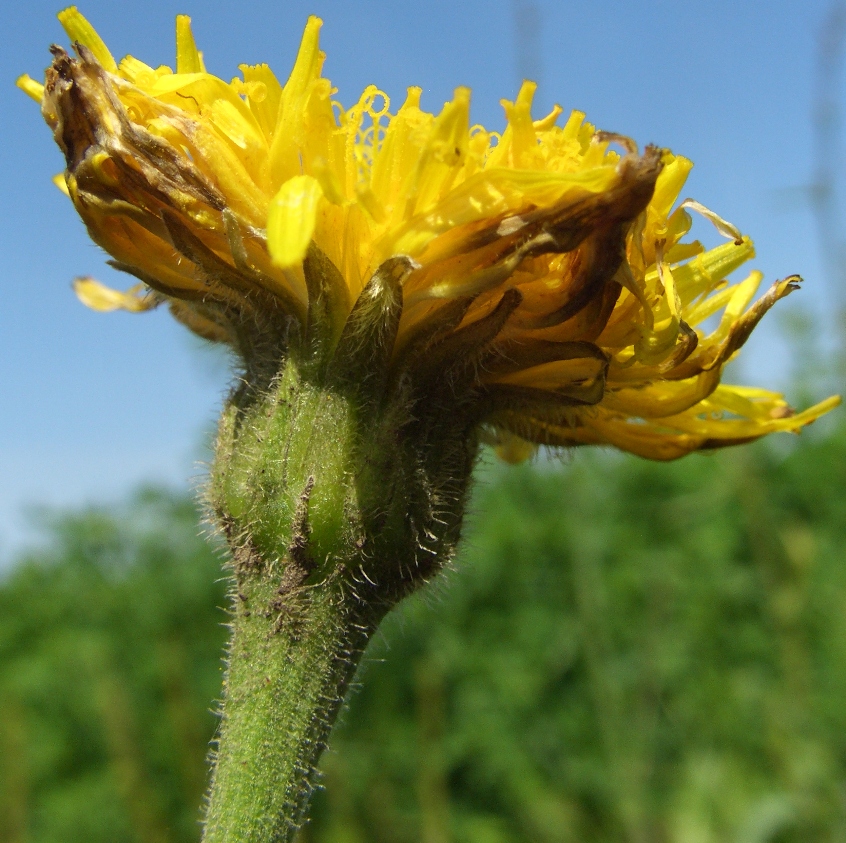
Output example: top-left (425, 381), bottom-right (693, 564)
top-left (72, 276), bottom-right (159, 312)
top-left (23, 6), bottom-right (839, 461)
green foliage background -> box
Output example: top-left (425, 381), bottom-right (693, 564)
top-left (2, 422), bottom-right (846, 843)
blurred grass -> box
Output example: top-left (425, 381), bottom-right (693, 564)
top-left (2, 423), bottom-right (846, 842)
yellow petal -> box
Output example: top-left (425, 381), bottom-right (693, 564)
top-left (411, 87), bottom-right (472, 214)
top-left (269, 15), bottom-right (324, 184)
top-left (73, 277), bottom-right (158, 312)
top-left (57, 7), bottom-right (117, 73)
top-left (494, 432), bottom-right (537, 464)
top-left (674, 237), bottom-right (756, 312)
top-left (492, 356), bottom-right (606, 390)
top-left (268, 175), bottom-right (324, 267)
top-left (175, 15), bottom-right (204, 74)
top-left (117, 55), bottom-right (158, 86)
top-left (16, 74), bottom-right (44, 102)
top-left (649, 155), bottom-right (693, 219)
top-left (52, 173), bottom-right (71, 197)
top-left (602, 369), bottom-right (722, 418)
top-left (663, 393), bottom-right (841, 438)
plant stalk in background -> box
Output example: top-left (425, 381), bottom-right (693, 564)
top-left (18, 8), bottom-right (839, 841)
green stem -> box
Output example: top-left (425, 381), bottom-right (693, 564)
top-left (203, 577), bottom-right (378, 843)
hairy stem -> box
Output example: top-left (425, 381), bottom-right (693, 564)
top-left (202, 573), bottom-right (380, 843)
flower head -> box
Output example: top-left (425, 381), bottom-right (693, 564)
top-left (20, 7), bottom-right (838, 461)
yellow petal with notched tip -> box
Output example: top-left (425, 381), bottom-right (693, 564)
top-left (175, 15), bottom-right (204, 74)
top-left (57, 6), bottom-right (117, 73)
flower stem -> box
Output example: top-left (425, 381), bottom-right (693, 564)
top-left (203, 574), bottom-right (379, 843)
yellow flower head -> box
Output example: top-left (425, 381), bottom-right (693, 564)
top-left (20, 7), bottom-right (838, 460)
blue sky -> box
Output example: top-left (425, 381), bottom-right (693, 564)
top-left (2, 0), bottom-right (843, 561)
